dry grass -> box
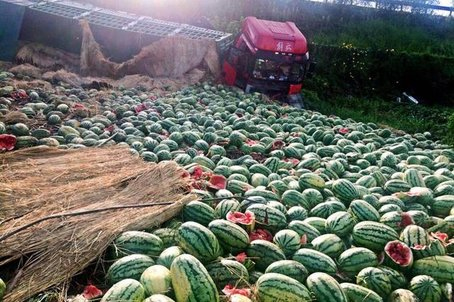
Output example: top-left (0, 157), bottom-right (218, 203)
top-left (16, 43), bottom-right (80, 72)
top-left (0, 145), bottom-right (194, 302)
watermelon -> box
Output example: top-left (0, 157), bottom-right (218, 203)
top-left (332, 179), bottom-right (360, 204)
top-left (208, 219), bottom-right (249, 251)
top-left (311, 233), bottom-right (345, 258)
top-left (182, 201), bottom-right (216, 226)
top-left (177, 222), bottom-right (221, 263)
top-left (264, 260), bottom-right (309, 283)
top-left (303, 217), bottom-right (327, 234)
top-left (349, 199), bottom-right (380, 222)
top-left (288, 220), bottom-right (321, 242)
top-left (411, 256), bottom-right (454, 283)
top-left (310, 200), bottom-right (346, 219)
top-left (306, 272), bottom-right (348, 302)
top-left (153, 228), bottom-right (178, 248)
top-left (432, 195), bottom-right (454, 217)
top-left (384, 240), bottom-right (414, 269)
top-left (273, 229), bottom-right (301, 257)
top-left (400, 225), bottom-right (430, 248)
top-left (246, 204), bottom-right (287, 231)
top-left (352, 221), bottom-right (399, 251)
top-left (388, 289), bottom-right (419, 301)
top-left (340, 283), bottom-right (383, 302)
top-left (246, 240), bottom-right (286, 272)
top-left (112, 231), bottom-right (164, 258)
top-left (325, 211), bottom-right (355, 237)
top-left (0, 278), bottom-right (5, 301)
top-left (214, 199), bottom-right (240, 219)
top-left (337, 247), bottom-right (379, 278)
top-left (281, 190), bottom-right (310, 209)
top-left (170, 254), bottom-right (219, 302)
top-left (140, 265), bottom-right (172, 295)
top-left (292, 248), bottom-right (337, 275)
top-left (255, 273), bottom-right (312, 302)
top-left (143, 294), bottom-right (175, 302)
top-left (379, 266), bottom-right (408, 290)
top-left (101, 279), bottom-right (145, 302)
top-left (409, 275), bottom-right (442, 302)
top-left (106, 254), bottom-right (155, 285)
top-left (205, 259), bottom-right (249, 288)
top-left (356, 267), bottom-right (392, 298)
top-left (404, 168), bottom-right (426, 187)
top-left (156, 246), bottom-right (184, 269)
top-left (301, 188), bottom-right (324, 209)
top-left (286, 206), bottom-right (308, 221)
top-left (298, 173), bottom-right (325, 190)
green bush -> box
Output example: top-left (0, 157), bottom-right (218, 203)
top-left (304, 90), bottom-right (453, 141)
top-left (309, 44), bottom-right (454, 105)
top-left (445, 113), bottom-right (454, 147)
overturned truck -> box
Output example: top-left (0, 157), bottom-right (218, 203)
top-left (0, 0), bottom-right (232, 79)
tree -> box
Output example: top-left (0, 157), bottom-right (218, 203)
top-left (409, 0), bottom-right (440, 14)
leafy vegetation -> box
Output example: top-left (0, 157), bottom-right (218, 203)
top-left (303, 89), bottom-right (454, 143)
top-left (446, 113), bottom-right (454, 146)
top-left (311, 19), bottom-right (454, 57)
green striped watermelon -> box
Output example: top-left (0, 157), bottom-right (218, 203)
top-left (170, 254), bottom-right (219, 302)
top-left (404, 168), bottom-right (426, 188)
top-left (273, 229), bottom-right (301, 257)
top-left (400, 225), bottom-right (430, 247)
top-left (143, 294), bottom-right (175, 302)
top-left (183, 201), bottom-right (216, 226)
top-left (311, 233), bottom-right (345, 258)
top-left (286, 206), bottom-right (308, 221)
top-left (264, 260), bottom-right (309, 283)
top-left (306, 272), bottom-right (348, 302)
top-left (356, 267), bottom-right (392, 298)
top-left (208, 219), bottom-right (249, 251)
top-left (288, 220), bottom-right (321, 242)
top-left (246, 240), bottom-right (286, 272)
top-left (281, 190), bottom-right (310, 209)
top-left (156, 246), bottom-right (184, 269)
top-left (352, 221), bottom-right (399, 251)
top-left (205, 259), bottom-right (249, 288)
top-left (292, 248), bottom-right (337, 275)
top-left (388, 289), bottom-right (419, 301)
top-left (340, 283), bottom-right (383, 302)
top-left (332, 179), bottom-right (360, 204)
top-left (409, 275), bottom-right (442, 302)
top-left (214, 199), bottom-right (240, 219)
top-left (298, 173), bottom-right (326, 190)
top-left (101, 279), bottom-right (145, 302)
top-left (177, 222), bottom-right (221, 263)
top-left (337, 247), bottom-right (379, 278)
top-left (325, 211), bottom-right (355, 238)
top-left (106, 254), bottom-right (155, 285)
top-left (140, 265), bottom-right (171, 295)
top-left (255, 273), bottom-right (312, 302)
top-left (112, 231), bottom-right (164, 258)
top-left (411, 256), bottom-right (454, 283)
top-left (246, 204), bottom-right (287, 231)
top-left (349, 199), bottom-right (380, 222)
top-left (379, 266), bottom-right (408, 290)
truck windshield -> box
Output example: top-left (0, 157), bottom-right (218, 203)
top-left (252, 58), bottom-right (303, 82)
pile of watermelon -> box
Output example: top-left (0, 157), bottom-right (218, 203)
top-left (1, 81), bottom-right (454, 302)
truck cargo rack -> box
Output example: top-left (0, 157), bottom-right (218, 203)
top-left (0, 0), bottom-right (232, 61)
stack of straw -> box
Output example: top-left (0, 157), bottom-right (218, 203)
top-left (0, 145), bottom-right (194, 301)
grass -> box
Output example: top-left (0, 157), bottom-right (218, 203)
top-left (310, 18), bottom-right (454, 57)
top-left (303, 89), bottom-right (454, 142)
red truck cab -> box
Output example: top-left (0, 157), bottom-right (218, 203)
top-left (223, 16), bottom-right (310, 102)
